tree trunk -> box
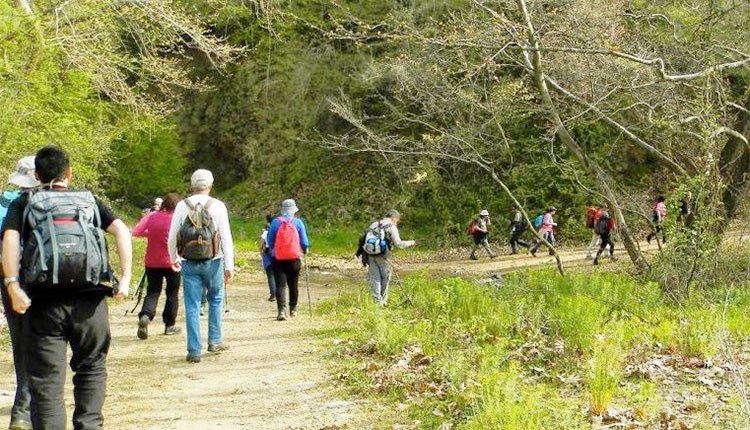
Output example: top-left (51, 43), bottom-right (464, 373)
top-left (515, 0), bottom-right (650, 275)
top-left (720, 98), bottom-right (750, 221)
top-left (17, 0), bottom-right (33, 15)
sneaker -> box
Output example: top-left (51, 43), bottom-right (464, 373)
top-left (208, 343), bottom-right (230, 353)
top-left (164, 325), bottom-right (181, 335)
top-left (137, 315), bottom-right (149, 340)
top-left (200, 303), bottom-right (207, 316)
top-left (277, 312), bottom-right (287, 321)
top-left (530, 250), bottom-right (537, 257)
top-left (470, 255), bottom-right (478, 260)
top-left (290, 308), bottom-right (297, 317)
top-left (268, 296), bottom-right (276, 302)
top-left (186, 354), bottom-right (201, 363)
top-left (490, 254), bottom-right (497, 259)
top-left (593, 258), bottom-right (599, 266)
top-left (9, 419), bottom-right (32, 430)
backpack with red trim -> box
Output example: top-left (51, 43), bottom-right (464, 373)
top-left (274, 216), bottom-right (302, 260)
top-left (21, 190), bottom-right (113, 289)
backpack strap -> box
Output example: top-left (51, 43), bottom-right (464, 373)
top-left (204, 198), bottom-right (215, 211)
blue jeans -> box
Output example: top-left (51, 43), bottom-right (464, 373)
top-left (182, 259), bottom-right (224, 356)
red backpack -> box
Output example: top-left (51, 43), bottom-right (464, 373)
top-left (274, 216), bottom-right (301, 260)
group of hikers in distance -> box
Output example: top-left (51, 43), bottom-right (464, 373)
top-left (0, 145), bottom-right (677, 430)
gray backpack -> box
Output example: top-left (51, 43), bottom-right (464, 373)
top-left (21, 190), bottom-right (112, 289)
top-left (177, 198), bottom-right (219, 260)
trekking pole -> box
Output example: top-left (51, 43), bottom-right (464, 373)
top-left (126, 271), bottom-right (147, 316)
top-left (303, 255), bottom-right (312, 317)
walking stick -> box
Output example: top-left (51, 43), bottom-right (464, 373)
top-left (303, 256), bottom-right (312, 317)
top-left (126, 271), bottom-right (147, 316)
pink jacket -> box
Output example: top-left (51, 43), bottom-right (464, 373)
top-left (655, 202), bottom-right (667, 220)
top-left (539, 212), bottom-right (557, 233)
top-left (133, 211), bottom-right (173, 269)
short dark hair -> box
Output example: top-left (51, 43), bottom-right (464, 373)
top-left (656, 196), bottom-right (665, 203)
top-left (161, 193), bottom-right (181, 213)
top-left (265, 214), bottom-right (274, 224)
top-left (35, 145), bottom-right (70, 184)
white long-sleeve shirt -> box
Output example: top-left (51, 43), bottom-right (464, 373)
top-left (167, 194), bottom-right (234, 271)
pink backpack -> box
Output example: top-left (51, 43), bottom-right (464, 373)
top-left (274, 216), bottom-right (301, 260)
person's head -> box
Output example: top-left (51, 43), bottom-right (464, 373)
top-left (152, 197), bottom-right (163, 210)
top-left (265, 214), bottom-right (274, 225)
top-left (548, 206), bottom-right (557, 214)
top-left (190, 169), bottom-right (214, 193)
top-left (510, 205), bottom-right (518, 213)
top-left (8, 155), bottom-right (40, 190)
top-left (281, 199), bottom-right (299, 216)
top-left (160, 193), bottom-right (180, 213)
top-left (35, 145), bottom-right (71, 185)
top-left (385, 209), bottom-right (401, 225)
top-left (656, 195), bottom-right (665, 203)
top-left (479, 209), bottom-right (490, 218)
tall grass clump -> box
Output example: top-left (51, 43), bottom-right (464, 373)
top-left (320, 268), bottom-right (750, 428)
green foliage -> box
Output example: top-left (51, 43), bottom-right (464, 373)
top-left (320, 269), bottom-right (750, 428)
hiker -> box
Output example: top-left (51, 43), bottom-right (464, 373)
top-left (362, 209), bottom-right (415, 306)
top-left (469, 210), bottom-right (496, 260)
top-left (1, 145), bottom-right (132, 430)
top-left (509, 205), bottom-right (531, 254)
top-left (168, 169), bottom-right (234, 363)
top-left (259, 214), bottom-right (277, 302)
top-left (134, 193), bottom-right (182, 339)
top-left (0, 156), bottom-right (39, 430)
top-left (646, 196), bottom-right (666, 244)
top-left (593, 206), bottom-right (617, 265)
top-left (678, 191), bottom-right (692, 226)
top-left (530, 206), bottom-right (557, 257)
top-left (267, 199), bottom-right (309, 321)
top-left (585, 205), bottom-right (604, 259)
top-left (151, 197), bottom-right (163, 212)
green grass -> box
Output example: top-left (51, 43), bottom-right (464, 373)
top-left (318, 270), bottom-right (750, 429)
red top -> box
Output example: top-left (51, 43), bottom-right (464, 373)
top-left (132, 211), bottom-right (173, 269)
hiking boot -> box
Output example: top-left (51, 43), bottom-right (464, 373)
top-left (593, 258), bottom-right (599, 266)
top-left (137, 315), bottom-right (149, 340)
top-left (208, 343), bottom-right (230, 353)
top-left (164, 325), bottom-right (181, 335)
top-left (277, 311), bottom-right (287, 321)
top-left (470, 255), bottom-right (478, 260)
top-left (530, 249), bottom-right (537, 257)
top-left (186, 354), bottom-right (201, 363)
top-left (9, 419), bottom-right (32, 430)
top-left (268, 296), bottom-right (275, 302)
top-left (290, 308), bottom-right (297, 317)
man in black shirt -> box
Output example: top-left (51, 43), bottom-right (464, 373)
top-left (1, 146), bottom-right (132, 430)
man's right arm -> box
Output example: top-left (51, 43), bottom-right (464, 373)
top-left (167, 202), bottom-right (186, 270)
top-left (2, 230), bottom-right (31, 314)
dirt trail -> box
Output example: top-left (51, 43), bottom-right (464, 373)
top-left (0, 271), bottom-right (365, 430)
top-left (0, 240), bottom-right (662, 429)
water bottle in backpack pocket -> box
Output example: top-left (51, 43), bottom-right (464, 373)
top-left (21, 190), bottom-right (113, 289)
top-left (177, 198), bottom-right (220, 260)
top-left (363, 221), bottom-right (390, 255)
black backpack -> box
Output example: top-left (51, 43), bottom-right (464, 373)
top-left (595, 214), bottom-right (611, 235)
top-left (21, 190), bottom-right (113, 289)
top-left (177, 198), bottom-right (219, 260)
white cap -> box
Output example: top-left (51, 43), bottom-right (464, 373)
top-left (8, 156), bottom-right (39, 189)
top-left (479, 210), bottom-right (490, 216)
top-left (190, 169), bottom-right (214, 190)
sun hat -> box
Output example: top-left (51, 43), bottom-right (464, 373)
top-left (8, 156), bottom-right (39, 189)
top-left (479, 210), bottom-right (490, 216)
top-left (281, 199), bottom-right (299, 215)
top-left (548, 206), bottom-right (557, 212)
top-left (190, 169), bottom-right (214, 191)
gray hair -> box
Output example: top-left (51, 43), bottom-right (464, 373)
top-left (385, 209), bottom-right (401, 219)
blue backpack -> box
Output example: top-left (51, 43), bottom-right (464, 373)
top-left (534, 214), bottom-right (544, 229)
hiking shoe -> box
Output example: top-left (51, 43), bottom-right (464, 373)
top-left (164, 325), bottom-right (181, 335)
top-left (9, 419), bottom-right (32, 430)
top-left (593, 258), bottom-right (599, 266)
top-left (137, 315), bottom-right (149, 340)
top-left (530, 250), bottom-right (537, 257)
top-left (470, 255), bottom-right (478, 260)
top-left (186, 354), bottom-right (201, 363)
top-left (277, 312), bottom-right (287, 321)
top-left (290, 308), bottom-right (297, 317)
top-left (490, 254), bottom-right (497, 259)
top-left (208, 343), bottom-right (229, 353)
top-left (268, 296), bottom-right (276, 302)
top-left (609, 255), bottom-right (617, 261)
top-left (200, 303), bottom-right (207, 316)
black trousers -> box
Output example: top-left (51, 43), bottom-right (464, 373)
top-left (510, 229), bottom-right (530, 252)
top-left (0, 275), bottom-right (31, 426)
top-left (138, 268), bottom-right (180, 327)
top-left (273, 259), bottom-right (301, 311)
top-left (596, 232), bottom-right (614, 257)
top-left (24, 295), bottom-right (110, 430)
